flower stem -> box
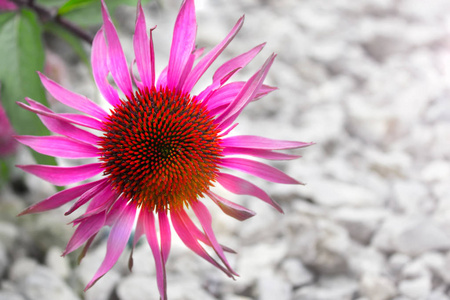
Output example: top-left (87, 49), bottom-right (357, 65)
top-left (10, 0), bottom-right (93, 44)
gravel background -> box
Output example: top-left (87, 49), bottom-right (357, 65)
top-left (1, 0), bottom-right (450, 299)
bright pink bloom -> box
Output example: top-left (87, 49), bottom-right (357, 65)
top-left (0, 101), bottom-right (18, 157)
top-left (0, 0), bottom-right (17, 11)
top-left (17, 0), bottom-right (312, 298)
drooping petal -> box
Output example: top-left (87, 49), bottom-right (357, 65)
top-left (182, 16), bottom-right (244, 93)
top-left (64, 179), bottom-right (111, 216)
top-left (216, 172), bottom-right (283, 212)
top-left (167, 0), bottom-right (196, 90)
top-left (222, 147), bottom-right (301, 160)
top-left (222, 135), bottom-right (312, 150)
top-left (92, 28), bottom-right (121, 107)
top-left (101, 0), bottom-right (133, 98)
top-left (171, 209), bottom-right (234, 278)
top-left (207, 191), bottom-right (256, 221)
top-left (191, 201), bottom-right (237, 275)
top-left (217, 54), bottom-right (276, 130)
top-left (78, 233), bottom-right (97, 264)
top-left (141, 209), bottom-right (167, 300)
top-left (38, 72), bottom-right (108, 120)
top-left (27, 100), bottom-right (100, 144)
top-left (220, 157), bottom-right (300, 185)
top-left (18, 179), bottom-right (105, 215)
top-left (133, 2), bottom-right (155, 89)
top-left (15, 136), bottom-right (99, 159)
top-left (176, 206), bottom-right (236, 253)
top-left (17, 163), bottom-right (103, 186)
top-left (63, 211), bottom-right (106, 256)
top-left (158, 211), bottom-right (171, 264)
top-left (85, 201), bottom-right (136, 290)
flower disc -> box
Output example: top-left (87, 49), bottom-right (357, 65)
top-left (99, 87), bottom-right (222, 212)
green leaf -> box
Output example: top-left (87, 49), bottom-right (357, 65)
top-left (44, 22), bottom-right (90, 67)
top-left (0, 9), bottom-right (57, 166)
top-left (58, 0), bottom-right (153, 27)
top-left (57, 0), bottom-right (97, 15)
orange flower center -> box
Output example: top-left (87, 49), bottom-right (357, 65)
top-left (99, 87), bottom-right (222, 212)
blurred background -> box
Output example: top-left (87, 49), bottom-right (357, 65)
top-left (1, 0), bottom-right (450, 299)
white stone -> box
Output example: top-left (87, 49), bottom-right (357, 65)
top-left (307, 179), bottom-right (378, 208)
top-left (347, 245), bottom-right (386, 277)
top-left (332, 207), bottom-right (385, 244)
top-left (372, 216), bottom-right (450, 255)
top-left (116, 274), bottom-right (160, 300)
top-left (45, 246), bottom-right (70, 279)
top-left (257, 275), bottom-right (292, 300)
top-left (398, 274), bottom-right (431, 299)
top-left (0, 291), bottom-right (25, 300)
top-left (19, 266), bottom-right (80, 300)
top-left (0, 221), bottom-right (19, 251)
top-left (294, 276), bottom-right (357, 300)
top-left (281, 258), bottom-right (314, 287)
top-left (9, 257), bottom-right (38, 282)
top-left (388, 253), bottom-right (411, 276)
top-left (359, 273), bottom-right (397, 300)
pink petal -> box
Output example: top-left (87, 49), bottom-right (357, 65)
top-left (156, 67), bottom-right (168, 89)
top-left (64, 179), bottom-right (111, 216)
top-left (26, 100), bottom-right (100, 144)
top-left (38, 73), bottom-right (107, 120)
top-left (207, 191), bottom-right (256, 221)
top-left (182, 16), bottom-right (244, 93)
top-left (175, 207), bottom-right (235, 253)
top-left (220, 157), bottom-right (300, 184)
top-left (15, 135), bottom-right (99, 159)
top-left (18, 179), bottom-right (105, 215)
top-left (158, 211), bottom-right (171, 264)
top-left (217, 54), bottom-right (276, 129)
top-left (20, 100), bottom-right (103, 130)
top-left (213, 42), bottom-right (265, 83)
top-left (167, 0), bottom-right (196, 90)
top-left (141, 209), bottom-right (167, 300)
top-left (133, 3), bottom-right (155, 89)
top-left (101, 0), bottom-right (133, 98)
top-left (171, 209), bottom-right (234, 278)
top-left (222, 135), bottom-right (313, 150)
top-left (85, 202), bottom-right (136, 290)
top-left (78, 234), bottom-right (97, 264)
top-left (217, 172), bottom-right (283, 212)
top-left (59, 113), bottom-right (104, 130)
top-left (92, 28), bottom-right (121, 107)
top-left (191, 201), bottom-right (237, 275)
top-left (17, 163), bottom-right (103, 186)
top-left (130, 59), bottom-right (144, 91)
top-left (63, 212), bottom-right (106, 256)
top-left (223, 147), bottom-right (301, 160)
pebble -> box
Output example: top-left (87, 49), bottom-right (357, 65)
top-left (18, 266), bottom-right (80, 300)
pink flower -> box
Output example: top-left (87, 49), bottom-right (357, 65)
top-left (0, 0), bottom-right (17, 11)
top-left (16, 0), bottom-right (312, 298)
top-left (0, 101), bottom-right (18, 157)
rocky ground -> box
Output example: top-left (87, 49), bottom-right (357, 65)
top-left (2, 0), bottom-right (450, 299)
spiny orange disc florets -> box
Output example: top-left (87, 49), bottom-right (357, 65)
top-left (98, 87), bottom-right (222, 212)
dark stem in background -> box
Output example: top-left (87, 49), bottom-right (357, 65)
top-left (10, 0), bottom-right (93, 44)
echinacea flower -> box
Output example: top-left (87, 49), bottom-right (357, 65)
top-left (16, 0), bottom-right (312, 298)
